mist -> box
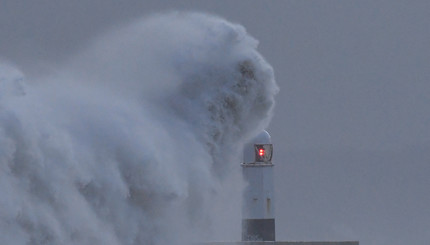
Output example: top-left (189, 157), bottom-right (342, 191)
top-left (0, 12), bottom-right (278, 245)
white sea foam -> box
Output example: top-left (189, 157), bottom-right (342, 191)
top-left (0, 12), bottom-right (278, 245)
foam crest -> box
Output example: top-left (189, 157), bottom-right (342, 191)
top-left (0, 12), bottom-right (278, 245)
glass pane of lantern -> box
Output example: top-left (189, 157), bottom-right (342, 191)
top-left (254, 144), bottom-right (273, 163)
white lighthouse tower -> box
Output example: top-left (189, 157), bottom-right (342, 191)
top-left (202, 131), bottom-right (359, 245)
top-left (241, 130), bottom-right (275, 241)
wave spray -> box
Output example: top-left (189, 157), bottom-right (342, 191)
top-left (0, 12), bottom-right (278, 245)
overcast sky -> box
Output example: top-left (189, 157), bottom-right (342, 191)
top-left (1, 1), bottom-right (429, 245)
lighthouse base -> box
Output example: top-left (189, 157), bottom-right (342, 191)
top-left (242, 218), bottom-right (275, 241)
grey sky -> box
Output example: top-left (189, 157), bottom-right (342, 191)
top-left (1, 1), bottom-right (429, 245)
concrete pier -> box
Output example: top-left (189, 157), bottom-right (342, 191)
top-left (203, 242), bottom-right (358, 245)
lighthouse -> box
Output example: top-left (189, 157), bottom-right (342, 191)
top-left (202, 131), bottom-right (359, 245)
top-left (241, 130), bottom-right (275, 241)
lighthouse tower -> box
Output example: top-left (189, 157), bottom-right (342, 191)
top-left (202, 130), bottom-right (359, 245)
top-left (241, 130), bottom-right (275, 241)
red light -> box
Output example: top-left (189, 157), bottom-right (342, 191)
top-left (259, 149), bottom-right (265, 156)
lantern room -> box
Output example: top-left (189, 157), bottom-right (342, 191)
top-left (243, 130), bottom-right (273, 164)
